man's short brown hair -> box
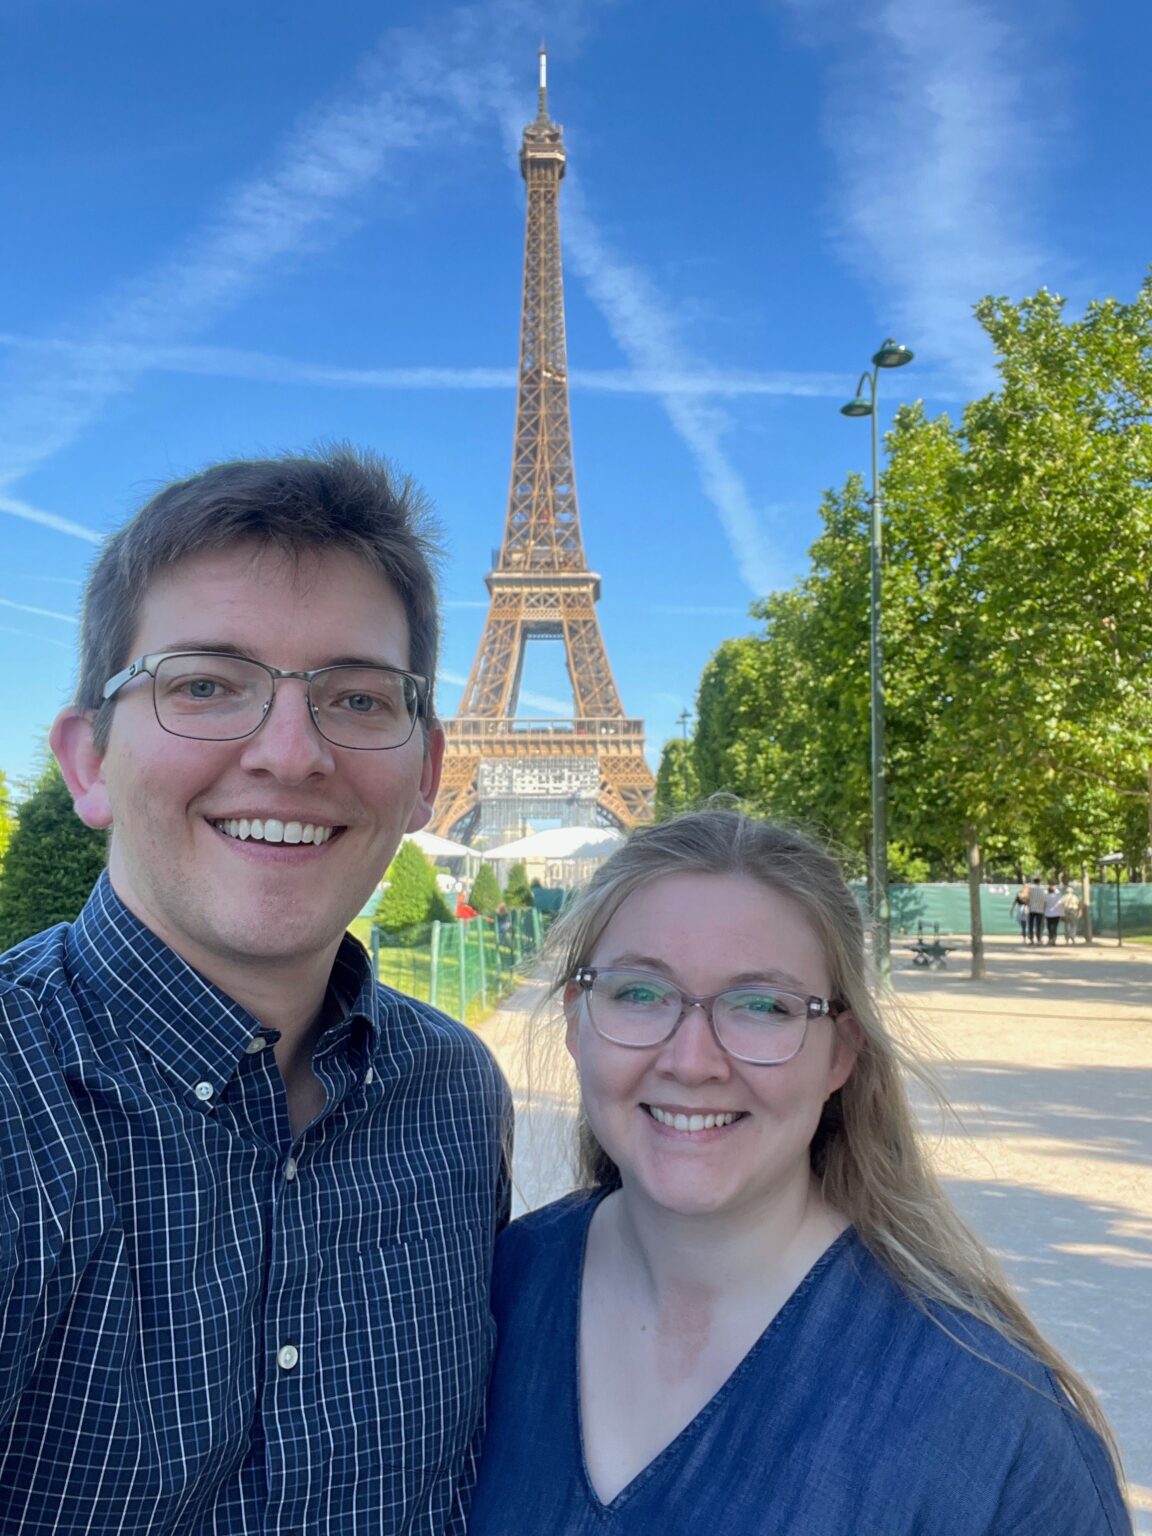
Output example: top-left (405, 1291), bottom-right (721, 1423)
top-left (77, 446), bottom-right (442, 750)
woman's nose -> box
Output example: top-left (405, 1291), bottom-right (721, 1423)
top-left (655, 1001), bottom-right (731, 1082)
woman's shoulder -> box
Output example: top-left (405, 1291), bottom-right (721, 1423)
top-left (497, 1189), bottom-right (603, 1252)
top-left (492, 1190), bottom-right (603, 1296)
top-left (839, 1237), bottom-right (1063, 1392)
top-left (804, 1241), bottom-right (1130, 1529)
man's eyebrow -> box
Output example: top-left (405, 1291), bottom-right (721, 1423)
top-left (152, 643), bottom-right (412, 671)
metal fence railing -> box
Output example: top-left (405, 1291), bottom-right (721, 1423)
top-left (369, 906), bottom-right (546, 1023)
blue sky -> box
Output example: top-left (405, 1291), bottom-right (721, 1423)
top-left (2, 0), bottom-right (1148, 791)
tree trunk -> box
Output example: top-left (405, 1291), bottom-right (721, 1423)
top-left (1082, 867), bottom-right (1094, 944)
top-left (965, 827), bottom-right (986, 980)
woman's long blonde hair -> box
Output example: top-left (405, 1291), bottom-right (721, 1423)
top-left (542, 808), bottom-right (1123, 1477)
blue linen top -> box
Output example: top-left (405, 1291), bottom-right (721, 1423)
top-left (0, 871), bottom-right (511, 1535)
top-left (470, 1192), bottom-right (1131, 1536)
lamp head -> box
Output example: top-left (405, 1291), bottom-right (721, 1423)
top-left (872, 339), bottom-right (914, 369)
top-left (840, 397), bottom-right (873, 418)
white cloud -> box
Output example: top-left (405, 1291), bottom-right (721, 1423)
top-left (781, 0), bottom-right (1060, 387)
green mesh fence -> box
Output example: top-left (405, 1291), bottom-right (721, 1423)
top-left (370, 907), bottom-right (545, 1023)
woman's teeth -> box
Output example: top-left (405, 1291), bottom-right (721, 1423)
top-left (647, 1107), bottom-right (740, 1132)
top-left (214, 818), bottom-right (334, 845)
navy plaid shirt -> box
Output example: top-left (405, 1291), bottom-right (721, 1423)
top-left (0, 872), bottom-right (511, 1534)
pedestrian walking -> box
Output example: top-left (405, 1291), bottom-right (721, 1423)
top-left (1044, 884), bottom-right (1064, 946)
top-left (1063, 886), bottom-right (1082, 944)
top-left (1010, 886), bottom-right (1030, 943)
top-left (1027, 878), bottom-right (1047, 945)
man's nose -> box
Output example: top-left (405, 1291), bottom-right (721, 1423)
top-left (237, 680), bottom-right (336, 780)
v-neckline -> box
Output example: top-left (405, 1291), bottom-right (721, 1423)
top-left (570, 1191), bottom-right (856, 1514)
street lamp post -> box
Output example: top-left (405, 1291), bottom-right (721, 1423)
top-left (841, 339), bottom-right (914, 983)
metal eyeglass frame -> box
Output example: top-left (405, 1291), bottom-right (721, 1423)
top-left (572, 965), bottom-right (844, 1066)
top-left (101, 650), bottom-right (428, 751)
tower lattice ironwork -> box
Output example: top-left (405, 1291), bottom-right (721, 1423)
top-left (433, 52), bottom-right (655, 843)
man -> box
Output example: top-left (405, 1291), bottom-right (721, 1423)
top-left (1026, 876), bottom-right (1047, 946)
top-left (0, 450), bottom-right (511, 1533)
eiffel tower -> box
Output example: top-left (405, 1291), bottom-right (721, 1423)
top-left (433, 52), bottom-right (655, 844)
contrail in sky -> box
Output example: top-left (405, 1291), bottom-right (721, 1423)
top-left (0, 0), bottom-right (788, 597)
top-left (0, 0), bottom-right (566, 492)
top-left (0, 333), bottom-right (856, 401)
top-left (0, 494), bottom-right (101, 544)
top-left (0, 597), bottom-right (79, 624)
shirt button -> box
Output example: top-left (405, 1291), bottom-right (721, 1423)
top-left (283, 1157), bottom-right (298, 1182)
top-left (193, 1081), bottom-right (214, 1101)
top-left (276, 1344), bottom-right (299, 1371)
top-left (244, 1036), bottom-right (268, 1054)
top-left (364, 1067), bottom-right (375, 1085)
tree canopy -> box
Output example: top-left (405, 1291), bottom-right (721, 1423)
top-left (375, 840), bottom-right (444, 937)
top-left (503, 861), bottom-right (534, 909)
top-left (0, 771), bottom-right (12, 872)
top-left (0, 762), bottom-right (108, 950)
top-left (687, 276), bottom-right (1152, 908)
top-left (468, 862), bottom-right (502, 916)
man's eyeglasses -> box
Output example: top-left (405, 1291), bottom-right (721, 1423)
top-left (571, 966), bottom-right (843, 1066)
top-left (101, 651), bottom-right (427, 751)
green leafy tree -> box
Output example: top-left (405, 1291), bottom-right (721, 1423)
top-left (654, 738), bottom-right (700, 820)
top-left (681, 274), bottom-right (1152, 975)
top-left (0, 762), bottom-right (108, 949)
top-left (693, 477), bottom-right (877, 857)
top-left (375, 840), bottom-right (441, 936)
top-left (503, 861), bottom-right (534, 909)
top-left (0, 770), bottom-right (12, 872)
top-left (468, 862), bottom-right (502, 916)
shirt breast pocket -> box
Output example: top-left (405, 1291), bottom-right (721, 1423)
top-left (339, 1217), bottom-right (496, 1492)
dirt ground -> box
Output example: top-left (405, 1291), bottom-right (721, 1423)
top-left (476, 934), bottom-right (1152, 1530)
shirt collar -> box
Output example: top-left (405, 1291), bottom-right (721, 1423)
top-left (67, 871), bottom-right (379, 1096)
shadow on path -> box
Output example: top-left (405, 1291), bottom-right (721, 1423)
top-left (916, 1061), bottom-right (1152, 1171)
top-left (940, 1177), bottom-right (1151, 1525)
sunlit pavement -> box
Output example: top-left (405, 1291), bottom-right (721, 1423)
top-left (477, 935), bottom-right (1152, 1530)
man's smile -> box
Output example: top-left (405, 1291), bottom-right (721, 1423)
top-left (211, 817), bottom-right (342, 846)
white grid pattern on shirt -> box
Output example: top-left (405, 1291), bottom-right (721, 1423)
top-left (0, 873), bottom-right (511, 1534)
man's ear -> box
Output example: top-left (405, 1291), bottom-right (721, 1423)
top-left (49, 708), bottom-right (113, 829)
top-left (404, 721), bottom-right (446, 834)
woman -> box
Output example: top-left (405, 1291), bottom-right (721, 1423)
top-left (1011, 884), bottom-right (1030, 942)
top-left (470, 811), bottom-right (1130, 1534)
top-left (1064, 885), bottom-right (1083, 943)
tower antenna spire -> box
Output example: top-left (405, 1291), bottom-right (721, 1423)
top-left (537, 44), bottom-right (548, 121)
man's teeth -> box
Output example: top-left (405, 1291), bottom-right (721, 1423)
top-left (648, 1107), bottom-right (740, 1132)
top-left (214, 818), bottom-right (334, 846)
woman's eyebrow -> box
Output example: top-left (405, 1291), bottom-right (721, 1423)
top-left (603, 954), bottom-right (815, 992)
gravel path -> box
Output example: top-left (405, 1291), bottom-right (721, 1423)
top-left (477, 935), bottom-right (1152, 1528)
